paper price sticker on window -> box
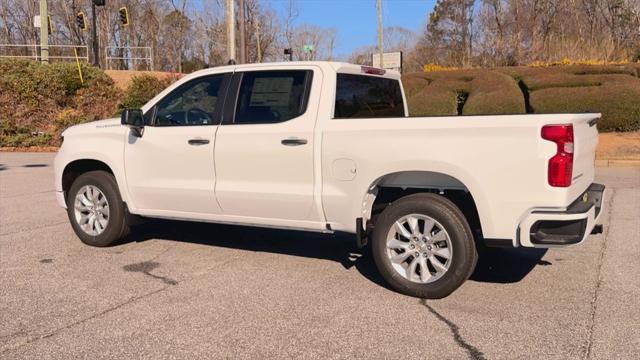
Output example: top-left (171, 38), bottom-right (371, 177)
top-left (249, 77), bottom-right (294, 107)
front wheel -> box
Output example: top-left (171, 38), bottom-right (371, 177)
top-left (371, 193), bottom-right (477, 299)
top-left (66, 171), bottom-right (129, 247)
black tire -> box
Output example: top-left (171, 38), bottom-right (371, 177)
top-left (66, 171), bottom-right (129, 247)
top-left (371, 193), bottom-right (477, 299)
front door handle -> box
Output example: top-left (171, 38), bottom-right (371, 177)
top-left (188, 138), bottom-right (210, 146)
top-left (281, 138), bottom-right (308, 146)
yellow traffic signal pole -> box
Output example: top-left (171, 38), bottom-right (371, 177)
top-left (73, 47), bottom-right (84, 84)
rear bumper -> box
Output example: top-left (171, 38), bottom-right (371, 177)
top-left (518, 183), bottom-right (605, 248)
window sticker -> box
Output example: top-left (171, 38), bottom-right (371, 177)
top-left (249, 77), bottom-right (294, 107)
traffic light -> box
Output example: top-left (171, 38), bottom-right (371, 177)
top-left (76, 12), bottom-right (87, 32)
top-left (118, 7), bottom-right (130, 26)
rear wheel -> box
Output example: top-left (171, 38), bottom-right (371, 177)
top-left (66, 171), bottom-right (129, 247)
top-left (371, 193), bottom-right (477, 298)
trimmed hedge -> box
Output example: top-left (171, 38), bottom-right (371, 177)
top-left (528, 75), bottom-right (640, 131)
top-left (0, 59), bottom-right (122, 147)
top-left (0, 60), bottom-right (179, 147)
top-left (405, 72), bottom-right (459, 116)
top-left (403, 69), bottom-right (524, 116)
top-left (118, 74), bottom-right (176, 111)
top-left (403, 63), bottom-right (640, 131)
top-left (462, 71), bottom-right (524, 115)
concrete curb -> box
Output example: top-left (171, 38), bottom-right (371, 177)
top-left (595, 159), bottom-right (640, 168)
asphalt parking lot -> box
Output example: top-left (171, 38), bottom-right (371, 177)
top-left (1, 152), bottom-right (639, 359)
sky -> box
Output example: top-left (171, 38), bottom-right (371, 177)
top-left (265, 0), bottom-right (437, 58)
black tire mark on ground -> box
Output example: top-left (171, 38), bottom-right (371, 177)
top-left (420, 299), bottom-right (487, 360)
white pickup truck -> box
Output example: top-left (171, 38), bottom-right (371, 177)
top-left (54, 61), bottom-right (605, 298)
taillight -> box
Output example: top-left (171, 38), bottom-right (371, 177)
top-left (541, 124), bottom-right (574, 187)
top-left (361, 66), bottom-right (386, 75)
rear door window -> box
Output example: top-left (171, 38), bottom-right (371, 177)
top-left (334, 74), bottom-right (404, 119)
top-left (234, 70), bottom-right (312, 124)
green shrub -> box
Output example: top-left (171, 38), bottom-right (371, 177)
top-left (530, 81), bottom-right (640, 131)
top-left (403, 69), bottom-right (525, 116)
top-left (520, 73), bottom-right (603, 91)
top-left (404, 64), bottom-right (639, 131)
top-left (462, 70), bottom-right (525, 115)
top-left (404, 72), bottom-right (465, 116)
top-left (0, 59), bottom-right (121, 146)
top-left (73, 76), bottom-right (122, 121)
top-left (402, 75), bottom-right (430, 98)
top-left (509, 66), bottom-right (640, 131)
top-left (0, 121), bottom-right (52, 147)
top-left (118, 74), bottom-right (174, 110)
top-left (55, 108), bottom-right (90, 129)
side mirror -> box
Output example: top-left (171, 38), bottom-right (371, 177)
top-left (121, 109), bottom-right (144, 137)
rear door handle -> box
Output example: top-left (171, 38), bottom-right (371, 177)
top-left (281, 138), bottom-right (307, 146)
top-left (188, 138), bottom-right (210, 146)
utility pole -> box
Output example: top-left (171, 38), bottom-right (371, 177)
top-left (91, 2), bottom-right (99, 67)
top-left (39, 0), bottom-right (49, 63)
top-left (226, 0), bottom-right (236, 63)
top-left (238, 0), bottom-right (246, 63)
top-left (254, 17), bottom-right (261, 63)
top-left (376, 0), bottom-right (383, 67)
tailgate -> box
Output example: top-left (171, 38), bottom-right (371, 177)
top-left (571, 114), bottom-right (600, 188)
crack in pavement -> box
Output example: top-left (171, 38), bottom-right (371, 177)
top-left (0, 286), bottom-right (169, 354)
top-left (1, 190), bottom-right (55, 199)
top-left (0, 221), bottom-right (68, 237)
top-left (1, 252), bottom-right (246, 354)
top-left (420, 299), bottom-right (487, 360)
top-left (582, 187), bottom-right (616, 360)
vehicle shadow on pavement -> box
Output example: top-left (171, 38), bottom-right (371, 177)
top-left (126, 219), bottom-right (392, 289)
top-left (124, 219), bottom-right (548, 288)
top-left (470, 246), bottom-right (548, 283)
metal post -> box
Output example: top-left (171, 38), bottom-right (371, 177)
top-left (238, 0), bottom-right (246, 63)
top-left (91, 3), bottom-right (99, 67)
top-left (149, 47), bottom-right (154, 71)
top-left (226, 0), bottom-right (236, 63)
top-left (376, 0), bottom-right (383, 67)
top-left (39, 0), bottom-right (49, 63)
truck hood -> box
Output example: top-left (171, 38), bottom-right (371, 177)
top-left (62, 118), bottom-right (121, 137)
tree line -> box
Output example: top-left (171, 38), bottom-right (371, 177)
top-left (1, 0), bottom-right (638, 73)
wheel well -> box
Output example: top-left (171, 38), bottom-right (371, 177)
top-left (367, 172), bottom-right (482, 238)
top-left (62, 159), bottom-right (114, 203)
